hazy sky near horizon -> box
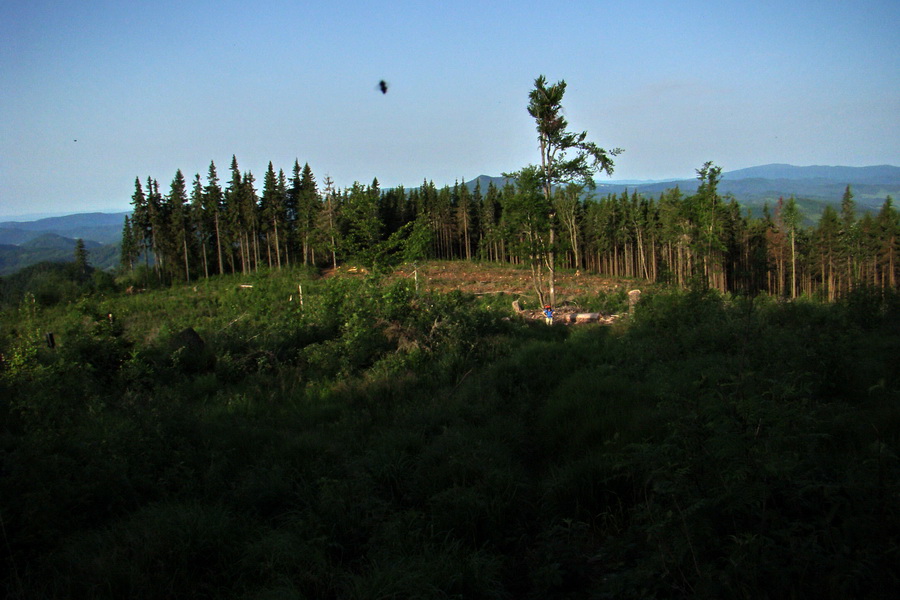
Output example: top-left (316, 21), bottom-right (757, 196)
top-left (2, 0), bottom-right (898, 218)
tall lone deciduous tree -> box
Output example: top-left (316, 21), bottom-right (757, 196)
top-left (525, 75), bottom-right (622, 306)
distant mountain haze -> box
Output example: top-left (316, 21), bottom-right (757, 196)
top-left (466, 164), bottom-right (900, 214)
top-left (721, 164), bottom-right (900, 184)
top-left (0, 214), bottom-right (125, 275)
top-left (0, 212), bottom-right (127, 246)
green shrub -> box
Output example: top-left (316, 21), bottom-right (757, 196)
top-left (3, 269), bottom-right (899, 599)
top-left (42, 501), bottom-right (250, 599)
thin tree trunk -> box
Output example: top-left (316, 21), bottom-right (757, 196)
top-left (215, 212), bottom-right (224, 275)
top-left (201, 240), bottom-right (209, 279)
top-left (273, 219), bottom-right (281, 269)
top-left (791, 229), bottom-right (797, 299)
top-left (549, 223), bottom-right (556, 307)
top-left (183, 236), bottom-right (190, 283)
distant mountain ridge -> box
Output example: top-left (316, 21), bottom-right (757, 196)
top-left (722, 164), bottom-right (900, 184)
top-left (0, 234), bottom-right (117, 276)
top-left (465, 164), bottom-right (900, 218)
top-left (0, 211), bottom-right (128, 246)
top-left (0, 214), bottom-right (125, 276)
top-left (467, 163), bottom-right (900, 188)
top-left (0, 212), bottom-right (129, 231)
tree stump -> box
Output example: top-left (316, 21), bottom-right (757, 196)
top-left (628, 289), bottom-right (642, 314)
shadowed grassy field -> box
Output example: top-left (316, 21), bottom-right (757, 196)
top-left (1, 265), bottom-right (897, 598)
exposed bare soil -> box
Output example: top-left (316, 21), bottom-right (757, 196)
top-left (325, 261), bottom-right (635, 323)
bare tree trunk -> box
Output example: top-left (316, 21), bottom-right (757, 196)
top-left (183, 237), bottom-right (190, 283)
top-left (253, 230), bottom-right (260, 272)
top-left (239, 235), bottom-right (248, 275)
top-left (273, 219), bottom-right (281, 269)
top-left (214, 212), bottom-right (224, 275)
top-left (548, 222), bottom-right (556, 307)
top-left (201, 242), bottom-right (209, 279)
top-left (790, 229), bottom-right (797, 298)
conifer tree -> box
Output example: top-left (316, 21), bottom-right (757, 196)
top-left (286, 161), bottom-right (302, 264)
top-left (455, 181), bottom-right (474, 260)
top-left (781, 196), bottom-right (801, 298)
top-left (240, 170), bottom-right (260, 272)
top-left (296, 163), bottom-right (320, 265)
top-left (691, 162), bottom-right (727, 290)
top-left (743, 205), bottom-right (771, 294)
top-left (479, 181), bottom-right (502, 261)
top-left (470, 180), bottom-right (485, 259)
top-left (858, 212), bottom-right (879, 285)
top-left (120, 215), bottom-right (139, 272)
top-left (379, 185), bottom-right (407, 238)
top-left (814, 205), bottom-right (841, 299)
top-left (319, 175), bottom-right (340, 269)
top-left (225, 156), bottom-right (245, 274)
top-left (339, 181), bottom-right (383, 267)
top-left (418, 180), bottom-right (440, 258)
top-left (203, 161), bottom-right (225, 275)
top-left (130, 177), bottom-right (151, 267)
top-left (876, 196), bottom-right (898, 287)
top-left (523, 75), bottom-right (622, 305)
top-left (190, 173), bottom-right (209, 278)
top-left (435, 185), bottom-right (453, 259)
top-left (260, 161), bottom-right (285, 268)
top-left (147, 177), bottom-right (165, 280)
top-left (276, 168), bottom-right (289, 266)
top-left (166, 169), bottom-right (192, 282)
top-left (840, 185), bottom-right (858, 289)
top-left (73, 238), bottom-right (89, 275)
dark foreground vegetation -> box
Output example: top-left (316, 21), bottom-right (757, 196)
top-left (1, 266), bottom-right (899, 599)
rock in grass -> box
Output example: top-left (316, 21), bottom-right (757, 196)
top-left (169, 327), bottom-right (216, 373)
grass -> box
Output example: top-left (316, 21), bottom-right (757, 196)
top-left (1, 264), bottom-right (898, 598)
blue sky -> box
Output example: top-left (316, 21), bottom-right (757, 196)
top-left (2, 0), bottom-right (898, 218)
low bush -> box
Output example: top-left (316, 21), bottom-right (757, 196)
top-left (1, 271), bottom-right (898, 598)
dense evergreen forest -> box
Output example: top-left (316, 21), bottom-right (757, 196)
top-left (124, 155), bottom-right (898, 303)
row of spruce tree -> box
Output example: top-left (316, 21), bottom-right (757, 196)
top-left (121, 156), bottom-right (898, 299)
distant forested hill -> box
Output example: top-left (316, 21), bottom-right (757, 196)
top-left (0, 212), bottom-right (126, 275)
top-left (0, 211), bottom-right (127, 245)
top-left (723, 163), bottom-right (900, 183)
top-left (0, 232), bottom-right (118, 276)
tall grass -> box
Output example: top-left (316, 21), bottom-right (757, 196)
top-left (1, 271), bottom-right (898, 598)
